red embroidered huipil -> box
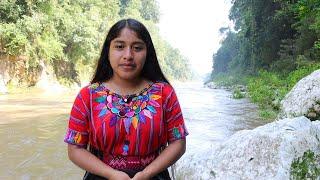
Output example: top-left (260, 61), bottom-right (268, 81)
top-left (64, 82), bottom-right (188, 170)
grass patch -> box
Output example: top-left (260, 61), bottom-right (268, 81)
top-left (232, 88), bottom-right (245, 99)
top-left (290, 150), bottom-right (320, 179)
top-left (258, 109), bottom-right (278, 120)
top-left (247, 70), bottom-right (288, 112)
top-left (211, 63), bottom-right (320, 119)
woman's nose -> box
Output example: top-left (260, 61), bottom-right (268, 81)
top-left (123, 47), bottom-right (133, 59)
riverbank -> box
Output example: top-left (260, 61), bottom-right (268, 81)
top-left (207, 64), bottom-right (320, 120)
top-left (204, 69), bottom-right (320, 179)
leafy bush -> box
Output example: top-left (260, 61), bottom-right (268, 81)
top-left (247, 70), bottom-right (287, 110)
top-left (286, 63), bottom-right (320, 90)
top-left (0, 23), bottom-right (28, 55)
top-left (232, 88), bottom-right (245, 99)
top-left (290, 150), bottom-right (320, 180)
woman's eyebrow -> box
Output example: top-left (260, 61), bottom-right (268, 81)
top-left (112, 40), bottom-right (125, 44)
top-left (112, 40), bottom-right (145, 44)
top-left (133, 42), bottom-right (145, 45)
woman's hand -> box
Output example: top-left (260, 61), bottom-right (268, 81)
top-left (68, 144), bottom-right (131, 179)
top-left (135, 139), bottom-right (186, 178)
top-left (109, 170), bottom-right (131, 180)
top-left (131, 171), bottom-right (150, 180)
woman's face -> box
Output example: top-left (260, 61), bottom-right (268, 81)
top-left (108, 27), bottom-right (147, 81)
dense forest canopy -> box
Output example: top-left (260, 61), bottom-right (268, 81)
top-left (212, 0), bottom-right (320, 76)
top-left (0, 0), bottom-right (192, 85)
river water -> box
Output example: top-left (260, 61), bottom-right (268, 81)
top-left (0, 82), bottom-right (266, 179)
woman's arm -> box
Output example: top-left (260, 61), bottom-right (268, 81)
top-left (68, 144), bottom-right (130, 180)
top-left (133, 138), bottom-right (186, 179)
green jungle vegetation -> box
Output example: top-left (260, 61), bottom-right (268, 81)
top-left (0, 0), bottom-right (192, 87)
top-left (211, 0), bottom-right (320, 120)
top-left (211, 1), bottom-right (320, 177)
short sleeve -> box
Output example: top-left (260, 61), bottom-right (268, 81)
top-left (163, 85), bottom-right (189, 143)
top-left (64, 86), bottom-right (90, 148)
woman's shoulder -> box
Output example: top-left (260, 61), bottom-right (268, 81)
top-left (82, 82), bottom-right (106, 91)
top-left (153, 81), bottom-right (175, 94)
top-left (77, 83), bottom-right (101, 95)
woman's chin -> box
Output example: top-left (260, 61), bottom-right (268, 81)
top-left (117, 73), bottom-right (141, 81)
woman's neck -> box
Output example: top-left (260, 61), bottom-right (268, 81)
top-left (107, 77), bottom-right (148, 95)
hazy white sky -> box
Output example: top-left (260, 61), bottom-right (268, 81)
top-left (157, 0), bottom-right (232, 76)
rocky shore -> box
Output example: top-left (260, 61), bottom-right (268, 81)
top-left (198, 70), bottom-right (320, 179)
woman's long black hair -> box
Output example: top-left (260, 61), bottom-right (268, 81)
top-left (91, 18), bottom-right (169, 84)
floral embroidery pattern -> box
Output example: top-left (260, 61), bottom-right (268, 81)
top-left (172, 127), bottom-right (181, 139)
top-left (172, 125), bottom-right (187, 140)
top-left (122, 140), bottom-right (130, 155)
top-left (65, 129), bottom-right (84, 144)
top-left (91, 83), bottom-right (161, 134)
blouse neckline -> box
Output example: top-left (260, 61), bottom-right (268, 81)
top-left (100, 81), bottom-right (155, 99)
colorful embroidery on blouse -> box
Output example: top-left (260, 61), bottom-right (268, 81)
top-left (90, 83), bottom-right (162, 134)
top-left (122, 140), bottom-right (130, 155)
top-left (172, 125), bottom-right (187, 140)
top-left (65, 129), bottom-right (85, 144)
top-left (172, 127), bottom-right (181, 139)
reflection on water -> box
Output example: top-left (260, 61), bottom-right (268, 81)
top-left (0, 82), bottom-right (266, 179)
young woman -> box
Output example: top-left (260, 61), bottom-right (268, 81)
top-left (64, 18), bottom-right (188, 180)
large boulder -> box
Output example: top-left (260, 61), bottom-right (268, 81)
top-left (280, 70), bottom-right (320, 119)
top-left (187, 116), bottom-right (320, 179)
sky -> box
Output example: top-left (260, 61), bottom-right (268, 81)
top-left (157, 0), bottom-right (232, 77)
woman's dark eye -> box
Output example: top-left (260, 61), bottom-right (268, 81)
top-left (133, 46), bottom-right (143, 51)
top-left (115, 45), bottom-right (124, 49)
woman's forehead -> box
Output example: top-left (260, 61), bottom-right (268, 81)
top-left (112, 28), bottom-right (144, 43)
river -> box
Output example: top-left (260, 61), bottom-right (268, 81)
top-left (0, 82), bottom-right (266, 179)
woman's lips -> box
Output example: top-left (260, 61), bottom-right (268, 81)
top-left (119, 64), bottom-right (136, 70)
